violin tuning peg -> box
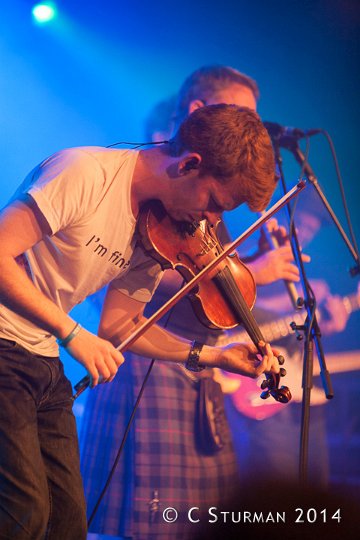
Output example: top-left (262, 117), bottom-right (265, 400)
top-left (278, 355), bottom-right (285, 366)
top-left (260, 379), bottom-right (270, 390)
top-left (260, 390), bottom-right (271, 400)
top-left (280, 367), bottom-right (287, 377)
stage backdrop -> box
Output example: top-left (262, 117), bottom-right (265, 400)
top-left (1, 0), bottom-right (359, 491)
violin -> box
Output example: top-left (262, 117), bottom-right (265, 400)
top-left (73, 181), bottom-right (304, 399)
top-left (137, 200), bottom-right (292, 404)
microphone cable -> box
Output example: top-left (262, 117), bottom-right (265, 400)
top-left (85, 141), bottom-right (181, 525)
top-left (87, 298), bottom-right (180, 528)
top-left (318, 129), bottom-right (360, 268)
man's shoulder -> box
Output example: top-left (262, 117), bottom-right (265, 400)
top-left (49, 146), bottom-right (137, 170)
top-left (45, 146), bottom-right (106, 166)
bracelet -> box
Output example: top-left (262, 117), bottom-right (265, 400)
top-left (185, 340), bottom-right (205, 372)
top-left (56, 323), bottom-right (82, 348)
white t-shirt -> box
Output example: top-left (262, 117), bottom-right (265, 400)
top-left (0, 147), bottom-right (162, 356)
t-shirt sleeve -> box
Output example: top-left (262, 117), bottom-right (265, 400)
top-left (111, 243), bottom-right (163, 303)
top-left (24, 148), bottom-right (104, 234)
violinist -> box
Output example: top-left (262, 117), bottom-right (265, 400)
top-left (80, 66), bottom-right (309, 540)
top-left (0, 104), bottom-right (280, 539)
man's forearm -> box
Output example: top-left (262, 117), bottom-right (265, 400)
top-left (100, 317), bottom-right (222, 367)
top-left (98, 286), bottom-right (280, 378)
top-left (0, 256), bottom-right (76, 339)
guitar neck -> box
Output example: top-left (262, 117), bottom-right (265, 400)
top-left (218, 290), bottom-right (359, 347)
top-left (218, 312), bottom-right (303, 346)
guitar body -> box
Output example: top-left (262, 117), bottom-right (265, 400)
top-left (218, 349), bottom-right (360, 420)
top-left (214, 288), bottom-right (360, 420)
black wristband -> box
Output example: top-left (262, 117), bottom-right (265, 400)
top-left (185, 341), bottom-right (205, 372)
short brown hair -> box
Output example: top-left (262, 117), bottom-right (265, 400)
top-left (170, 104), bottom-right (277, 212)
top-left (175, 65), bottom-right (259, 126)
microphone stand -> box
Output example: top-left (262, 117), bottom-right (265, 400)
top-left (285, 140), bottom-right (360, 484)
top-left (283, 138), bottom-right (360, 276)
top-left (272, 141), bottom-right (333, 485)
top-left (275, 133), bottom-right (360, 484)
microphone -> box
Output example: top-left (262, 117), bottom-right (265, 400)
top-left (263, 121), bottom-right (322, 148)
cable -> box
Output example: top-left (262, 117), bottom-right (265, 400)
top-left (87, 287), bottom-right (180, 528)
top-left (106, 140), bottom-right (169, 148)
top-left (87, 137), bottom-right (178, 525)
top-left (319, 129), bottom-right (360, 263)
top-left (87, 357), bottom-right (154, 527)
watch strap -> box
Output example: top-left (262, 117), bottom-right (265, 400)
top-left (185, 340), bottom-right (205, 372)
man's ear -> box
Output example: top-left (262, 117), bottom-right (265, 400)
top-left (188, 99), bottom-right (206, 115)
top-left (177, 153), bottom-right (202, 175)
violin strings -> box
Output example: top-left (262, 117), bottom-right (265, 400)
top-left (215, 266), bottom-right (263, 348)
top-left (187, 222), bottom-right (264, 349)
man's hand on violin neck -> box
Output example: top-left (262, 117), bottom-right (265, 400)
top-left (202, 342), bottom-right (280, 378)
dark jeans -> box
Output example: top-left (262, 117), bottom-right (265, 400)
top-left (0, 338), bottom-right (87, 539)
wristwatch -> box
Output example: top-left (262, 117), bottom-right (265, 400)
top-left (185, 341), bottom-right (205, 372)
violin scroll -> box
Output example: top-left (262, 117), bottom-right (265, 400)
top-left (260, 354), bottom-right (292, 403)
top-left (260, 378), bottom-right (292, 403)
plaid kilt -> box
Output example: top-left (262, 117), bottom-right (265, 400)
top-left (80, 355), bottom-right (239, 540)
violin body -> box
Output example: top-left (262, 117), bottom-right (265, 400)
top-left (138, 200), bottom-right (291, 405)
top-left (138, 200), bottom-right (257, 330)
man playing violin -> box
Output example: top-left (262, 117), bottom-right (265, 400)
top-left (80, 66), bottom-right (311, 540)
top-left (0, 103), bottom-right (280, 539)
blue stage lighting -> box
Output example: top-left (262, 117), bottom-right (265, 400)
top-left (32, 2), bottom-right (57, 24)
